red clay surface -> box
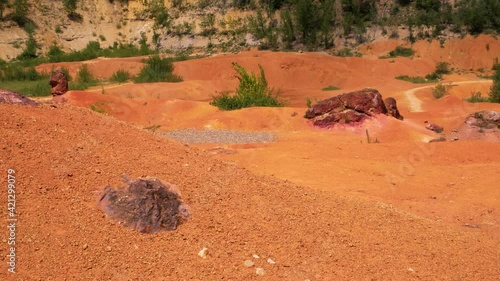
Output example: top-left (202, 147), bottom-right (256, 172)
top-left (2, 35), bottom-right (500, 280)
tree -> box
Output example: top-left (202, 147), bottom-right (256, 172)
top-left (319, 0), bottom-right (335, 49)
top-left (279, 8), bottom-right (295, 49)
top-left (0, 0), bottom-right (8, 20)
top-left (63, 0), bottom-right (78, 17)
top-left (293, 0), bottom-right (320, 46)
top-left (489, 63), bottom-right (500, 103)
top-left (13, 0), bottom-right (29, 26)
top-left (17, 31), bottom-right (38, 60)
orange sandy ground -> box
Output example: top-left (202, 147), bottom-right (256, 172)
top-left (1, 35), bottom-right (499, 280)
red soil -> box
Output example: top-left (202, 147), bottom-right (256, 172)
top-left (2, 36), bottom-right (500, 279)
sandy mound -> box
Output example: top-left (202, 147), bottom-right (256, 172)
top-left (1, 102), bottom-right (500, 280)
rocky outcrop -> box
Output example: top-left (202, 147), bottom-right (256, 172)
top-left (98, 177), bottom-right (189, 233)
top-left (465, 110), bottom-right (500, 129)
top-left (384, 97), bottom-right (404, 120)
top-left (0, 89), bottom-right (38, 105)
top-left (49, 69), bottom-right (69, 96)
top-left (447, 110), bottom-right (500, 142)
top-left (305, 88), bottom-right (398, 127)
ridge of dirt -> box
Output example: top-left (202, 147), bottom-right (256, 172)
top-left (1, 103), bottom-right (500, 280)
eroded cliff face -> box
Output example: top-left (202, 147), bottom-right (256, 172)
top-left (0, 0), bottom-right (256, 61)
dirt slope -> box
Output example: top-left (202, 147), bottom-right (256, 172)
top-left (1, 103), bottom-right (500, 280)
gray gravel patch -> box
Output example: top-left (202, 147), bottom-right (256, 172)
top-left (159, 129), bottom-right (276, 144)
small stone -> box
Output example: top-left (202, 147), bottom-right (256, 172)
top-left (83, 244), bottom-right (88, 250)
top-left (105, 246), bottom-right (111, 252)
top-left (198, 247), bottom-right (208, 259)
top-left (267, 258), bottom-right (276, 264)
top-left (408, 267), bottom-right (414, 273)
top-left (252, 254), bottom-right (260, 259)
top-left (244, 260), bottom-right (254, 268)
top-left (255, 267), bottom-right (265, 276)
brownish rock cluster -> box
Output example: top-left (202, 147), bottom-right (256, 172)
top-left (98, 177), bottom-right (189, 233)
top-left (304, 88), bottom-right (403, 127)
top-left (49, 69), bottom-right (69, 96)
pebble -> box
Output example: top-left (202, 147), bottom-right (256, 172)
top-left (252, 254), bottom-right (260, 259)
top-left (198, 247), bottom-right (208, 259)
top-left (160, 129), bottom-right (276, 144)
top-left (267, 258), bottom-right (276, 264)
top-left (244, 260), bottom-right (254, 268)
top-left (83, 244), bottom-right (88, 250)
top-left (105, 246), bottom-right (111, 252)
top-left (255, 267), bottom-right (265, 276)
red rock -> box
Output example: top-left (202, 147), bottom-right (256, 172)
top-left (49, 69), bottom-right (69, 96)
top-left (0, 89), bottom-right (38, 105)
top-left (305, 88), bottom-right (388, 127)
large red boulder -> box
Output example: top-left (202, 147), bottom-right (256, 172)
top-left (49, 69), bottom-right (69, 96)
top-left (305, 88), bottom-right (389, 127)
top-left (0, 89), bottom-right (38, 105)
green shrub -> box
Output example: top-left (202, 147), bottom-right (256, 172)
top-left (395, 75), bottom-right (431, 83)
top-left (466, 91), bottom-right (489, 103)
top-left (0, 79), bottom-right (51, 97)
top-left (210, 62), bottom-right (283, 110)
top-left (1, 64), bottom-right (42, 81)
top-left (435, 61), bottom-right (451, 75)
top-left (335, 48), bottom-right (362, 57)
top-left (134, 55), bottom-right (182, 83)
top-left (489, 64), bottom-right (500, 103)
top-left (322, 85), bottom-right (340, 91)
top-left (388, 46), bottom-right (414, 57)
top-left (110, 69), bottom-right (131, 83)
top-left (432, 83), bottom-right (449, 99)
top-left (76, 64), bottom-right (95, 83)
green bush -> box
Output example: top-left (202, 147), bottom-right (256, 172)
top-left (435, 61), bottom-right (451, 75)
top-left (432, 83), bottom-right (449, 99)
top-left (134, 55), bottom-right (182, 83)
top-left (466, 91), bottom-right (489, 103)
top-left (336, 48), bottom-right (362, 57)
top-left (0, 79), bottom-right (51, 97)
top-left (76, 64), bottom-right (95, 83)
top-left (110, 69), bottom-right (131, 83)
top-left (322, 85), bottom-right (340, 91)
top-left (388, 46), bottom-right (415, 58)
top-left (489, 64), bottom-right (500, 103)
top-left (210, 62), bottom-right (283, 110)
top-left (1, 64), bottom-right (42, 81)
top-left (396, 75), bottom-right (435, 83)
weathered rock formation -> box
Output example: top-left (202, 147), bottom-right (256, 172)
top-left (0, 89), bottom-right (38, 105)
top-left (448, 110), bottom-right (500, 142)
top-left (465, 110), bottom-right (500, 129)
top-left (98, 177), bottom-right (189, 233)
top-left (305, 88), bottom-right (403, 127)
top-left (384, 97), bottom-right (404, 120)
top-left (49, 69), bottom-right (69, 96)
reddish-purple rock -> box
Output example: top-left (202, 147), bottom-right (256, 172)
top-left (305, 88), bottom-right (389, 127)
top-left (0, 89), bottom-right (38, 105)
